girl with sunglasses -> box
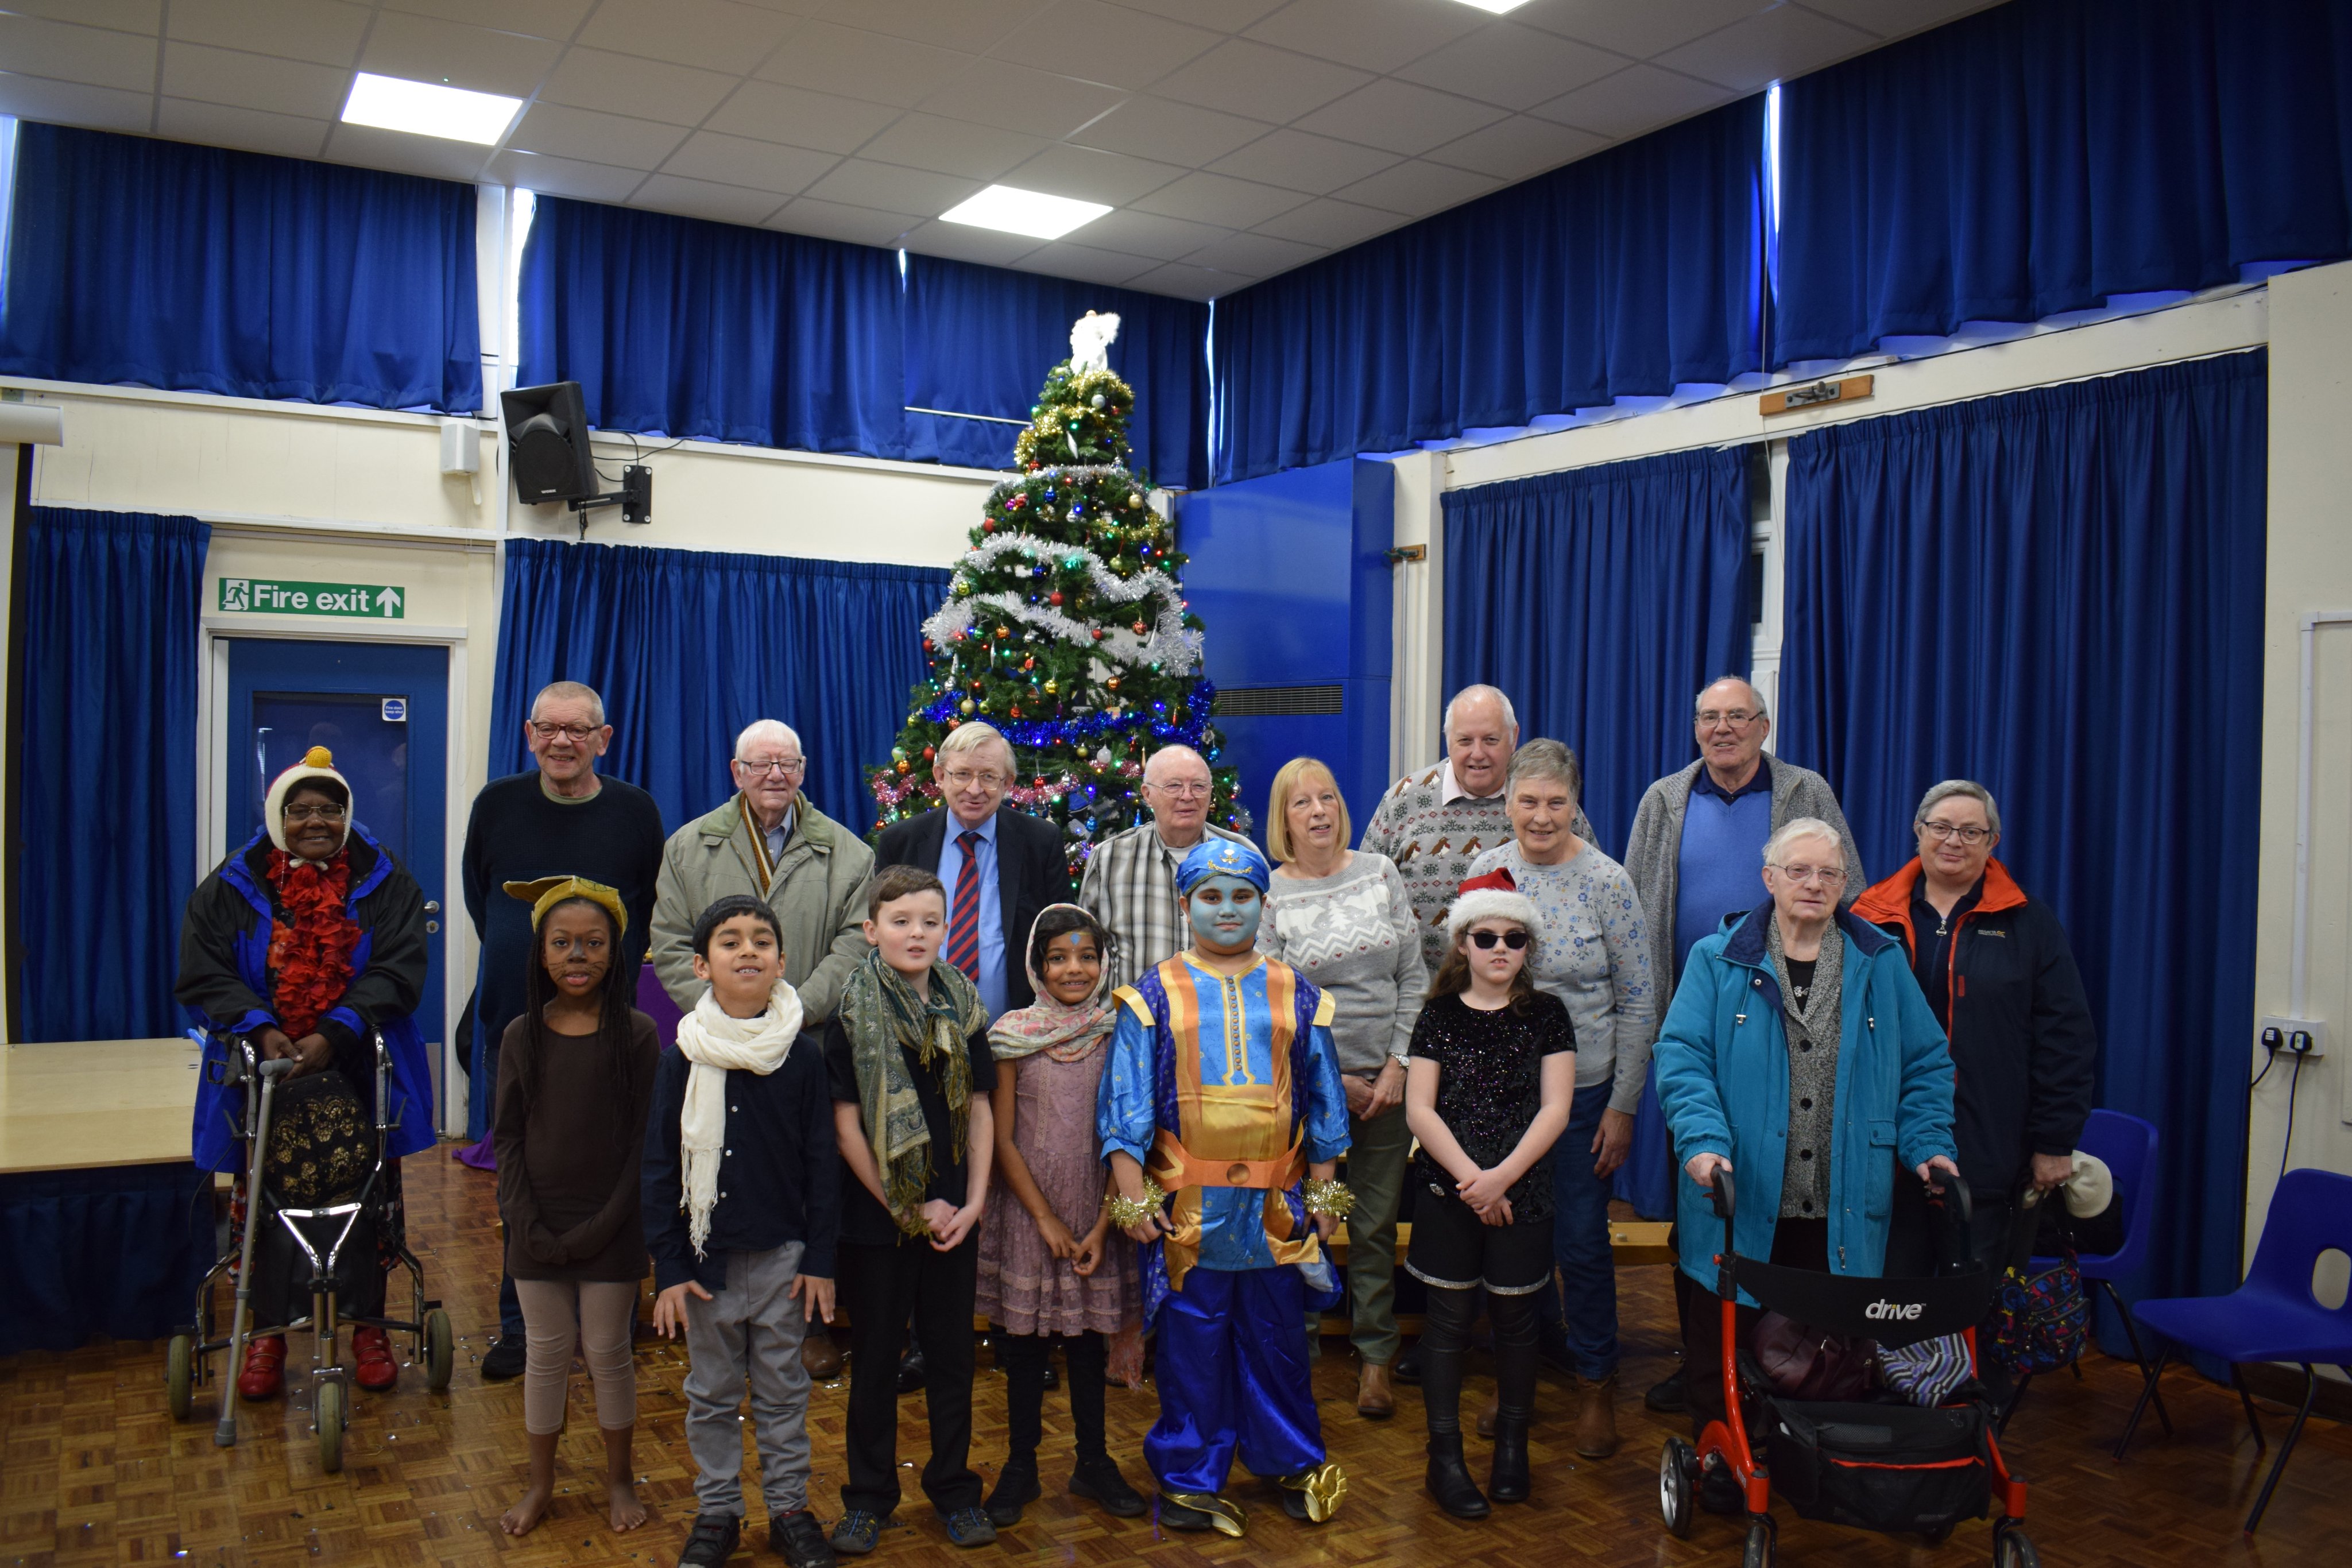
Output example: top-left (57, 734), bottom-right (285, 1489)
top-left (1402, 874), bottom-right (1577, 1519)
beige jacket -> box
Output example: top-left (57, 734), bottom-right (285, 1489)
top-left (650, 793), bottom-right (875, 1024)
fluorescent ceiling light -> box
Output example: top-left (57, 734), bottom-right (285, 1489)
top-left (939, 184), bottom-right (1112, 240)
top-left (1453, 0), bottom-right (1535, 13)
top-left (342, 72), bottom-right (523, 145)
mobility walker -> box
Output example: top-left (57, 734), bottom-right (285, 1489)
top-left (1657, 1181), bottom-right (2036, 1567)
top-left (166, 1030), bottom-right (453, 1472)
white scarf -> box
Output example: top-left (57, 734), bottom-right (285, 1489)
top-left (673, 978), bottom-right (804, 1257)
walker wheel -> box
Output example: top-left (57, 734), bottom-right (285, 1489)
top-left (1659, 1438), bottom-right (1696, 1539)
top-left (422, 1310), bottom-right (454, 1394)
top-left (165, 1335), bottom-right (195, 1423)
top-left (1742, 1514), bottom-right (1777, 1568)
top-left (1993, 1526), bottom-right (2039, 1568)
top-left (315, 1380), bottom-right (346, 1474)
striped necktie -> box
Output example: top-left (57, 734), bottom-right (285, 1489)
top-left (946, 829), bottom-right (982, 981)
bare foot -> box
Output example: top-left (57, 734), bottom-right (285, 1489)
top-left (500, 1485), bottom-right (553, 1537)
top-left (608, 1483), bottom-right (648, 1531)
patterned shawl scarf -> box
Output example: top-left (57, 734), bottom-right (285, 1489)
top-left (264, 849), bottom-right (361, 1039)
top-left (838, 947), bottom-right (989, 1237)
top-left (987, 904), bottom-right (1116, 1064)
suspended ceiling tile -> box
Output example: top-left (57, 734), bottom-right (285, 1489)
top-left (9, 0), bottom-right (161, 32)
top-left (537, 49), bottom-right (740, 126)
top-left (0, 71), bottom-right (152, 133)
top-left (1511, 0), bottom-right (1773, 60)
top-left (161, 42), bottom-right (349, 118)
top-left (900, 215), bottom-right (1046, 268)
top-left (1248, 196), bottom-right (1401, 250)
top-left (1655, 3), bottom-right (1874, 91)
top-left (1206, 128), bottom-right (1399, 196)
top-left (858, 114), bottom-right (1050, 183)
top-left (1130, 169), bottom-right (1308, 229)
top-left (389, 0), bottom-right (595, 43)
top-left (360, 14), bottom-right (563, 99)
top-left (0, 13), bottom-right (158, 94)
top-left (488, 148), bottom-right (647, 203)
top-left (576, 0), bottom-right (799, 76)
top-left (917, 60), bottom-right (1129, 140)
top-left (1395, 22), bottom-right (1623, 112)
top-left (1334, 157), bottom-right (1502, 218)
top-left (1123, 260), bottom-right (1256, 301)
top-left (1008, 241), bottom-right (1160, 287)
top-left (166, 0), bottom-right (367, 69)
top-left (992, 0), bottom-right (1224, 91)
top-left (706, 80), bottom-right (904, 155)
top-left (764, 195), bottom-right (922, 248)
top-left (1797, 0), bottom-right (1999, 41)
top-left (1531, 63), bottom-right (1735, 140)
top-left (1243, 0), bottom-right (1487, 75)
top-left (802, 157), bottom-right (984, 217)
top-left (156, 96), bottom-right (332, 160)
top-left (1151, 38), bottom-right (1372, 125)
top-left (321, 122), bottom-right (497, 182)
top-left (1182, 230), bottom-right (1320, 277)
top-left (1074, 207), bottom-right (1236, 262)
top-left (1104, 0), bottom-right (1284, 32)
top-left (629, 173), bottom-right (791, 227)
top-left (1003, 142), bottom-right (1188, 206)
top-left (804, 0), bottom-right (1053, 57)
top-left (1424, 114), bottom-right (1608, 181)
top-left (508, 103), bottom-right (692, 171)
top-left (753, 20), bottom-right (976, 107)
top-left (659, 131), bottom-right (839, 194)
top-left (1296, 78), bottom-right (1509, 158)
top-left (1073, 95), bottom-right (1272, 165)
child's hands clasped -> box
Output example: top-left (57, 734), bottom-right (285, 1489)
top-left (927, 1198), bottom-right (984, 1252)
top-left (652, 1280), bottom-right (713, 1339)
top-left (1459, 1166), bottom-right (1516, 1226)
top-left (1071, 1221), bottom-right (1108, 1277)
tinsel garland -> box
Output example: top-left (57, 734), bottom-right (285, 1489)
top-left (923, 529), bottom-right (1201, 675)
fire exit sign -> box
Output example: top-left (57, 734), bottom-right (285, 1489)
top-left (218, 578), bottom-right (405, 619)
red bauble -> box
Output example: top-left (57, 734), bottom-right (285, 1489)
top-left (1091, 628), bottom-right (1106, 640)
top-left (1049, 591), bottom-right (1063, 606)
top-left (923, 746), bottom-right (935, 759)
top-left (981, 518), bottom-right (997, 533)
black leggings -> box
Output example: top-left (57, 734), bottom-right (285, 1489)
top-left (1421, 1284), bottom-right (1540, 1438)
top-left (997, 1331), bottom-right (1109, 1465)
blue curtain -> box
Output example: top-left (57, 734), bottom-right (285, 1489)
top-left (904, 255), bottom-right (1209, 488)
top-left (0, 1164), bottom-right (215, 1354)
top-left (1212, 96), bottom-right (1764, 485)
top-left (489, 539), bottom-right (949, 835)
top-left (14, 508), bottom-right (209, 1042)
top-left (1777, 0), bottom-right (2352, 365)
top-left (0, 123), bottom-right (481, 412)
top-left (519, 196), bottom-right (908, 460)
top-left (1778, 351), bottom-right (2267, 1320)
top-left (1443, 447), bottom-right (1753, 1219)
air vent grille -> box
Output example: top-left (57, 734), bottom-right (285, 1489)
top-left (1213, 684), bottom-right (1343, 717)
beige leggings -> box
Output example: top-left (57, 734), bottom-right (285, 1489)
top-left (514, 1278), bottom-right (639, 1437)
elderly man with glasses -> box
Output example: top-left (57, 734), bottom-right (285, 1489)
top-left (1078, 744), bottom-right (1252, 994)
top-left (460, 679), bottom-right (668, 1380)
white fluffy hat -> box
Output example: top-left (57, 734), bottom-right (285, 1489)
top-left (1446, 868), bottom-right (1539, 946)
top-left (265, 745), bottom-right (352, 856)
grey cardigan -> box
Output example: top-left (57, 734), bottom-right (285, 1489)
top-left (1622, 757), bottom-right (1865, 995)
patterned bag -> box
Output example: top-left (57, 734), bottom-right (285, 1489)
top-left (1988, 1228), bottom-right (2089, 1375)
top-left (1878, 1333), bottom-right (1975, 1406)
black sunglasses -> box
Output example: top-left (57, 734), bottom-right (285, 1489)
top-left (1469, 929), bottom-right (1529, 950)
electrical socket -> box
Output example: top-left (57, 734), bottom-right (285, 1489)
top-left (2258, 1016), bottom-right (2327, 1060)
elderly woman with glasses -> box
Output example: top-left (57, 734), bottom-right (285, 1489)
top-left (1853, 781), bottom-right (2097, 1276)
top-left (1653, 818), bottom-right (1959, 1434)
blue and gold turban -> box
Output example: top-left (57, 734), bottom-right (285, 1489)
top-left (1176, 837), bottom-right (1271, 896)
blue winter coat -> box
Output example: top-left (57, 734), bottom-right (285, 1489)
top-left (177, 824), bottom-right (435, 1173)
top-left (1654, 900), bottom-right (1957, 1300)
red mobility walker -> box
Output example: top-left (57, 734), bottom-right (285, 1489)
top-left (1657, 1180), bottom-right (2036, 1566)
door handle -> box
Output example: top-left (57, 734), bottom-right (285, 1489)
top-left (423, 900), bottom-right (442, 913)
top-left (425, 920), bottom-right (440, 934)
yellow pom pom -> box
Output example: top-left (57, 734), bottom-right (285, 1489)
top-left (302, 745), bottom-right (335, 768)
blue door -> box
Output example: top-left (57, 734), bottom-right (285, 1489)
top-left (223, 639), bottom-right (449, 1127)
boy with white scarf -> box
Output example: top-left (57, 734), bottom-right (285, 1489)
top-left (644, 894), bottom-right (841, 1568)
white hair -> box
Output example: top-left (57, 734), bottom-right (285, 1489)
top-left (1915, 779), bottom-right (2002, 838)
top-left (1763, 816), bottom-right (1844, 867)
top-left (1444, 684), bottom-right (1517, 735)
top-left (1694, 675), bottom-right (1767, 718)
top-left (937, 721), bottom-right (1013, 766)
top-left (532, 679), bottom-right (606, 726)
top-left (1143, 744), bottom-right (1208, 784)
top-left (734, 718), bottom-right (802, 758)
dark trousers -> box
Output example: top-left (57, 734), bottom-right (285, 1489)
top-left (838, 1236), bottom-right (980, 1516)
top-left (1683, 1217), bottom-right (1829, 1434)
top-left (1421, 1284), bottom-right (1539, 1439)
top-left (997, 1331), bottom-right (1109, 1466)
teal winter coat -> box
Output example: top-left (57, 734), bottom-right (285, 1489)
top-left (1654, 900), bottom-right (1957, 1301)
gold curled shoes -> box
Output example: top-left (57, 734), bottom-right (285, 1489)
top-left (1275, 1463), bottom-right (1349, 1523)
top-left (1158, 1491), bottom-right (1247, 1537)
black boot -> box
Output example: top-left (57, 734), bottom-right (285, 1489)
top-left (1488, 1288), bottom-right (1539, 1504)
top-left (1488, 1413), bottom-right (1531, 1504)
top-left (1425, 1432), bottom-right (1490, 1518)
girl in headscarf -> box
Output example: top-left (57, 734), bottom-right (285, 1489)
top-left (976, 905), bottom-right (1147, 1527)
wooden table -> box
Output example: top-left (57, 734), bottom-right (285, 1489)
top-left (0, 1037), bottom-right (202, 1174)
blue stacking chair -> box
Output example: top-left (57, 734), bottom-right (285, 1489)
top-left (2114, 1168), bottom-right (2352, 1535)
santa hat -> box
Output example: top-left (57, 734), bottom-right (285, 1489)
top-left (1446, 868), bottom-right (1539, 946)
top-left (265, 745), bottom-right (351, 856)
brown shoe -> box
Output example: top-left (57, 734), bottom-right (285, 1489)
top-left (1475, 1392), bottom-right (1499, 1439)
top-left (1356, 1360), bottom-right (1394, 1420)
top-left (802, 1331), bottom-right (845, 1381)
top-left (1572, 1374), bottom-right (1619, 1459)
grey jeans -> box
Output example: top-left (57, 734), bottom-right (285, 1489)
top-left (683, 1241), bottom-right (813, 1520)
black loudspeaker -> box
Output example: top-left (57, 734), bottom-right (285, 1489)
top-left (501, 380), bottom-right (596, 504)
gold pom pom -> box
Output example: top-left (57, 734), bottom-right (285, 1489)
top-left (302, 745), bottom-right (335, 768)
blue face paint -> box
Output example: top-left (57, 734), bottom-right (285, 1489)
top-left (1186, 873), bottom-right (1263, 951)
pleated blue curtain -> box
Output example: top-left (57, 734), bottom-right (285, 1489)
top-left (1778, 351), bottom-right (2268, 1317)
top-left (0, 123), bottom-right (481, 412)
top-left (903, 255), bottom-right (1209, 488)
top-left (1442, 447), bottom-right (1753, 1219)
top-left (1212, 96), bottom-right (1765, 485)
top-left (518, 196), bottom-right (908, 459)
top-left (488, 539), bottom-right (949, 835)
top-left (1776, 0), bottom-right (2352, 365)
top-left (14, 508), bottom-right (210, 1041)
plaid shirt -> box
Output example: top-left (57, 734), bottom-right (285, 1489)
top-left (1078, 818), bottom-right (1254, 994)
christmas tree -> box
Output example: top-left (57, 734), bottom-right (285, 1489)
top-left (868, 334), bottom-right (1244, 885)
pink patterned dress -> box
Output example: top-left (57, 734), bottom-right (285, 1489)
top-left (977, 1044), bottom-right (1140, 1339)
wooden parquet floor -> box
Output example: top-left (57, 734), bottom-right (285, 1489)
top-left (4, 1148), bottom-right (2347, 1568)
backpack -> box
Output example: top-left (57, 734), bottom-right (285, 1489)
top-left (1987, 1198), bottom-right (2089, 1375)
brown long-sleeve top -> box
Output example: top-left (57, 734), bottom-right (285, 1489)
top-left (494, 1010), bottom-right (660, 1282)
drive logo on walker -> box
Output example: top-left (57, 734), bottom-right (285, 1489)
top-left (218, 578), bottom-right (405, 619)
top-left (1865, 1299), bottom-right (1925, 1322)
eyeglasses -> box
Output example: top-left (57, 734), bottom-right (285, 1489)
top-left (1150, 780), bottom-right (1211, 799)
top-left (1920, 820), bottom-right (1991, 845)
top-left (1468, 928), bottom-right (1529, 950)
top-left (1768, 862), bottom-right (1847, 886)
top-left (1695, 708), bottom-right (1762, 728)
top-left (283, 803), bottom-right (347, 823)
top-left (530, 719), bottom-right (599, 741)
top-left (735, 757), bottom-right (806, 778)
top-left (941, 768), bottom-right (1008, 789)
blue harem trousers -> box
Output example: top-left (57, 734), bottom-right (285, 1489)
top-left (1146, 1265), bottom-right (1325, 1494)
